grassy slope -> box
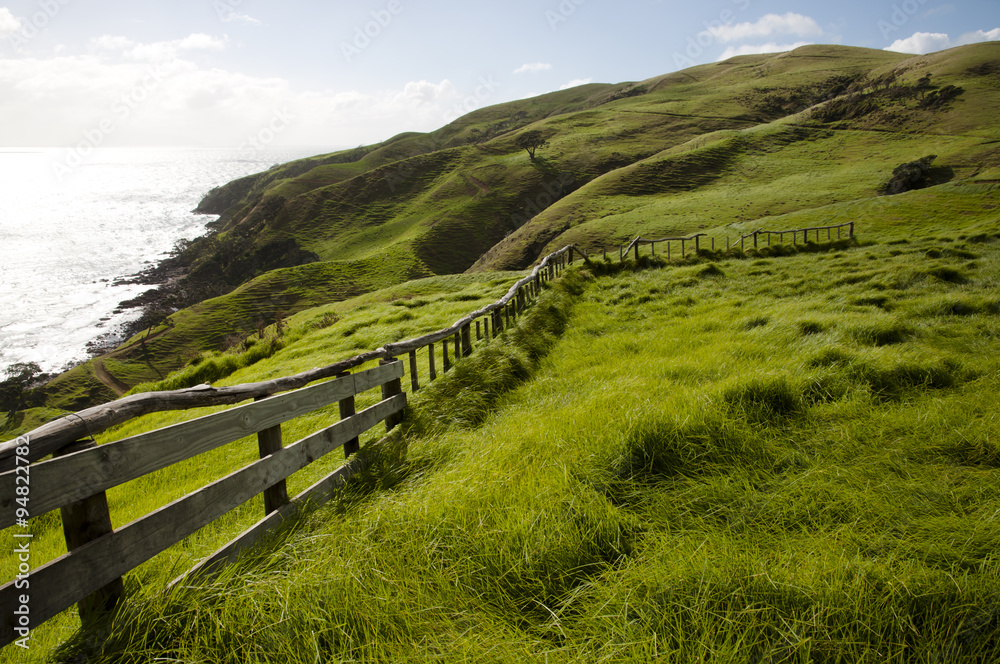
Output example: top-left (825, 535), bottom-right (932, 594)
top-left (474, 43), bottom-right (1000, 269)
top-left (1, 270), bottom-right (526, 659)
top-left (31, 43), bottom-right (1000, 405)
top-left (32, 206), bottom-right (1000, 663)
top-left (3, 44), bottom-right (1000, 660)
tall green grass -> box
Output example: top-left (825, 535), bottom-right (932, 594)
top-left (40, 232), bottom-right (1000, 663)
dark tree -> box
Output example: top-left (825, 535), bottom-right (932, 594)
top-left (882, 155), bottom-right (937, 195)
top-left (515, 130), bottom-right (547, 160)
top-left (0, 362), bottom-right (43, 418)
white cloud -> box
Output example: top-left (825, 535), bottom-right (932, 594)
top-left (221, 12), bottom-right (261, 25)
top-left (91, 35), bottom-right (138, 51)
top-left (177, 33), bottom-right (228, 51)
top-left (90, 33), bottom-right (228, 62)
top-left (708, 13), bottom-right (823, 43)
top-left (885, 32), bottom-right (953, 53)
top-left (885, 28), bottom-right (999, 54)
top-left (0, 7), bottom-right (20, 35)
top-left (514, 62), bottom-right (552, 74)
top-left (0, 40), bottom-right (466, 149)
top-left (958, 28), bottom-right (1000, 44)
top-left (559, 78), bottom-right (593, 90)
top-left (718, 42), bottom-right (812, 59)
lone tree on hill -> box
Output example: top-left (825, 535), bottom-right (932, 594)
top-left (882, 155), bottom-right (937, 195)
top-left (515, 130), bottom-right (547, 161)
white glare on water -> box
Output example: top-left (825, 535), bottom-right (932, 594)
top-left (0, 146), bottom-right (331, 376)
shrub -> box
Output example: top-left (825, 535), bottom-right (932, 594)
top-left (882, 155), bottom-right (936, 195)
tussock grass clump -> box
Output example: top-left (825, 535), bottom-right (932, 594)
top-left (697, 263), bottom-right (725, 278)
top-left (613, 409), bottom-right (769, 479)
top-left (851, 358), bottom-right (962, 399)
top-left (807, 346), bottom-right (855, 367)
top-left (850, 294), bottom-right (892, 309)
top-left (927, 265), bottom-right (969, 283)
top-left (722, 375), bottom-right (805, 423)
top-left (406, 270), bottom-right (584, 434)
top-left (915, 295), bottom-right (984, 317)
top-left (742, 315), bottom-right (770, 330)
top-left (129, 336), bottom-right (285, 393)
top-left (848, 319), bottom-right (912, 346)
top-left (797, 319), bottom-right (827, 335)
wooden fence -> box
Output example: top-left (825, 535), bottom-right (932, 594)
top-left (0, 219), bottom-right (853, 646)
top-left (0, 243), bottom-right (586, 648)
top-left (606, 222), bottom-right (855, 262)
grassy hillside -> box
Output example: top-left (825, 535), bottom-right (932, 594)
top-left (26, 42), bottom-right (1000, 408)
top-left (20, 202), bottom-right (999, 662)
top-left (474, 43), bottom-right (1000, 268)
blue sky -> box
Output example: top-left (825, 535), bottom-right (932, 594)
top-left (0, 0), bottom-right (997, 149)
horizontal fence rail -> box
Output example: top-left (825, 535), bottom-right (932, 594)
top-left (0, 220), bottom-right (855, 646)
top-left (0, 362), bottom-right (406, 647)
top-left (0, 243), bottom-right (588, 648)
top-left (604, 222), bottom-right (856, 263)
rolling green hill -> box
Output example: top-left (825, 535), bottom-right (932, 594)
top-left (5, 43), bottom-right (1000, 659)
top-left (20, 42), bottom-right (1000, 411)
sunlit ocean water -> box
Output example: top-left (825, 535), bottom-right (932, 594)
top-left (0, 146), bottom-right (333, 375)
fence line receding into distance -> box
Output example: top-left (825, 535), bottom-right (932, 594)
top-left (604, 222), bottom-right (855, 262)
top-left (0, 244), bottom-right (585, 647)
top-left (0, 220), bottom-right (856, 647)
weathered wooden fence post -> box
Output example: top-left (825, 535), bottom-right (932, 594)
top-left (849, 222), bottom-right (855, 238)
top-left (753, 231), bottom-right (758, 249)
top-left (634, 242), bottom-right (640, 261)
top-left (409, 350), bottom-right (419, 392)
top-left (379, 359), bottom-right (404, 432)
top-left (337, 373), bottom-right (360, 458)
top-left (428, 342), bottom-right (437, 381)
top-left (454, 330), bottom-right (462, 359)
top-left (695, 235), bottom-right (701, 254)
top-left (461, 324), bottom-right (472, 358)
top-left (442, 338), bottom-right (451, 372)
top-left (254, 396), bottom-right (289, 512)
top-left (56, 440), bottom-right (124, 625)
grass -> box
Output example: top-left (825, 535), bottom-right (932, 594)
top-left (9, 224), bottom-right (995, 663)
top-left (6, 42), bottom-right (1000, 661)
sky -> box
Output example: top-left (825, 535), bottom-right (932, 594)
top-left (0, 0), bottom-right (998, 153)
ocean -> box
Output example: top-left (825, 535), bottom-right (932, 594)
top-left (0, 146), bottom-right (334, 376)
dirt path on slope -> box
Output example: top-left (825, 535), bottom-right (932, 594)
top-left (93, 358), bottom-right (129, 396)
